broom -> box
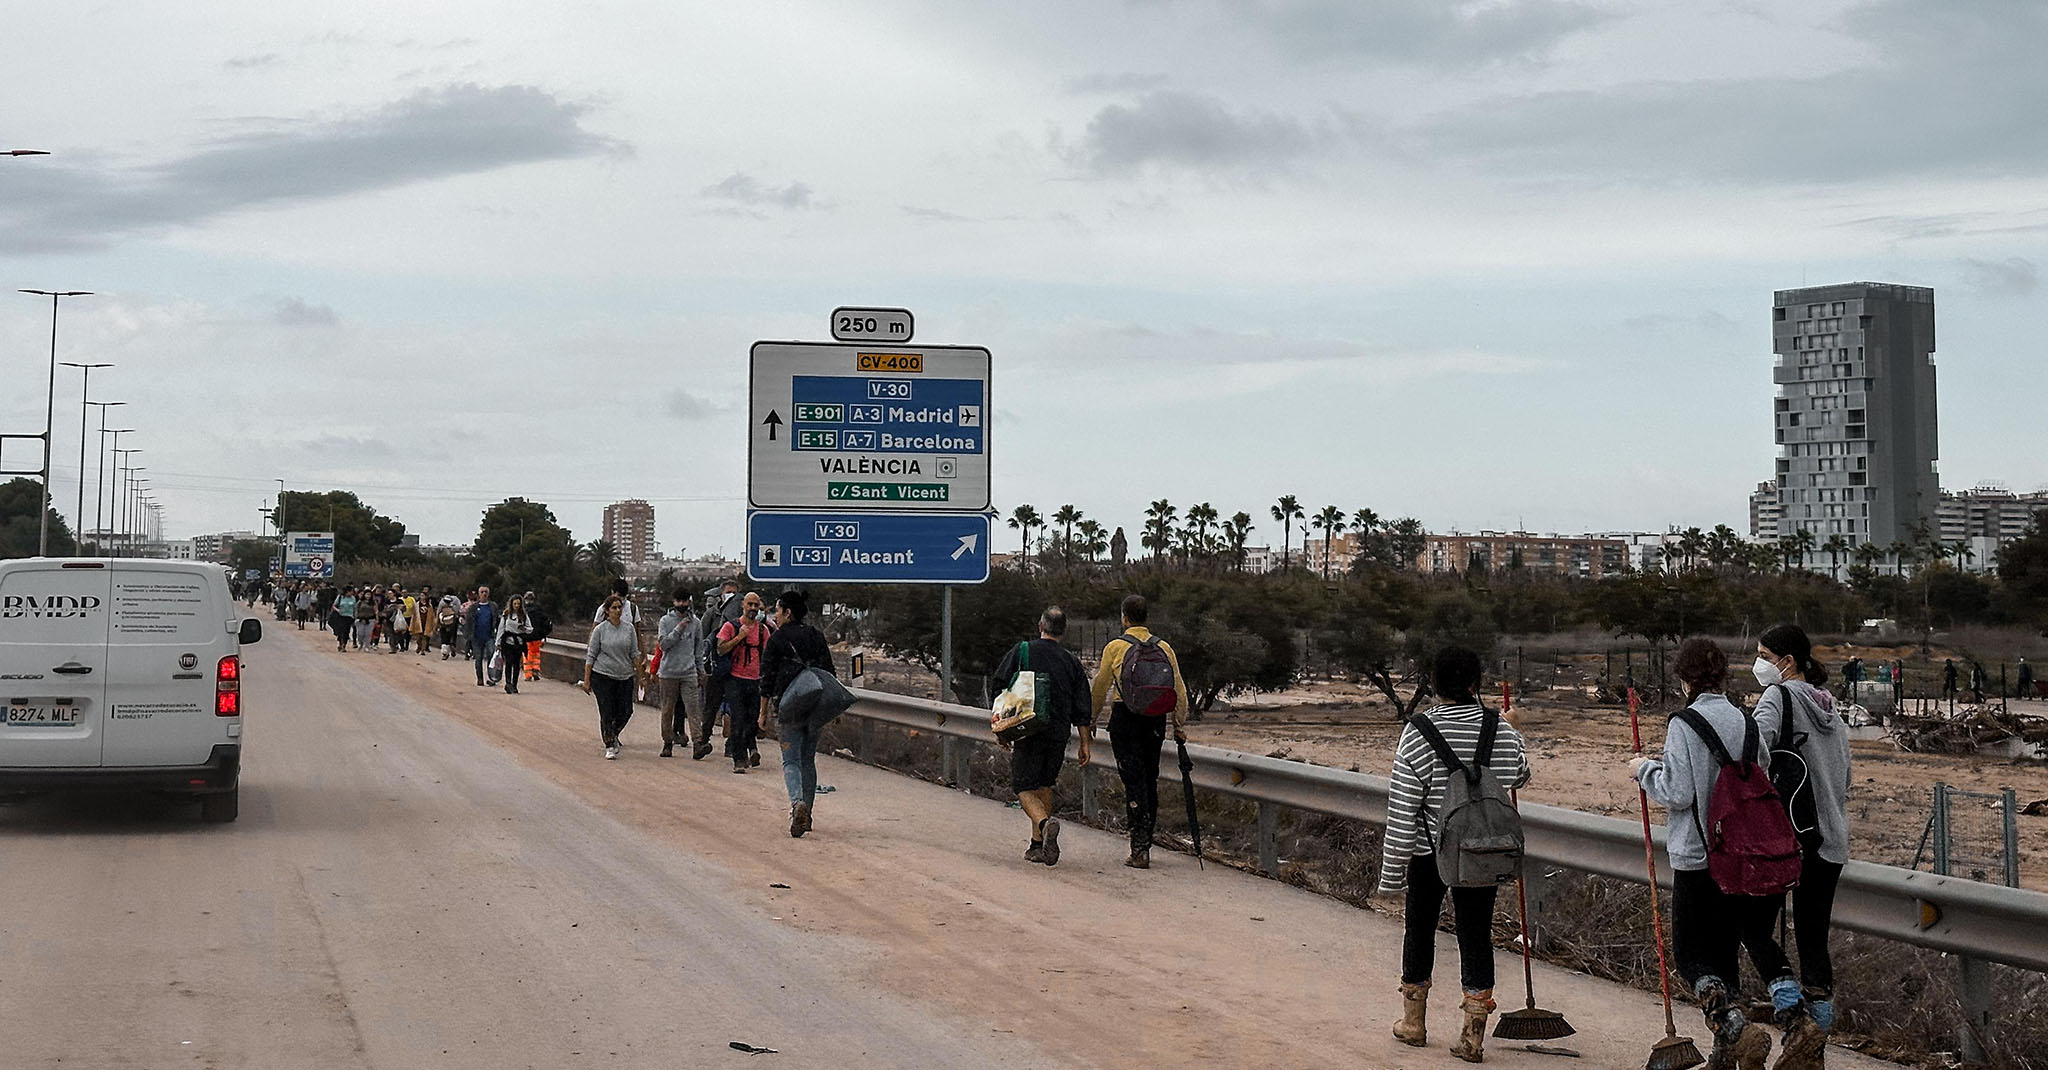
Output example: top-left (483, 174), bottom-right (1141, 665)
top-left (1493, 683), bottom-right (1577, 1043)
top-left (1630, 687), bottom-right (1705, 1070)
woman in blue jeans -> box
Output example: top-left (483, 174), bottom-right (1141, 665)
top-left (761, 590), bottom-right (835, 839)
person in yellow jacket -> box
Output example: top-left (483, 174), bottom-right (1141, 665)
top-left (1088, 594), bottom-right (1190, 870)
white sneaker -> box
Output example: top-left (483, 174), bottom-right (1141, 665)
top-left (604, 746), bottom-right (619, 760)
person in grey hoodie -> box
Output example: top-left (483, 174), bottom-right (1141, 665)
top-left (1632, 638), bottom-right (1776, 1070)
top-left (656, 588), bottom-right (710, 760)
top-left (1751, 623), bottom-right (1848, 1067)
top-left (583, 595), bottom-right (643, 760)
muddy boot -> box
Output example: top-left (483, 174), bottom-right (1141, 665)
top-left (1448, 989), bottom-right (1494, 1062)
top-left (1698, 979), bottom-right (1771, 1070)
top-left (1123, 847), bottom-right (1150, 869)
top-left (1772, 1004), bottom-right (1826, 1070)
top-left (1392, 980), bottom-right (1429, 1047)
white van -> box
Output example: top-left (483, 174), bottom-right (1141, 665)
top-left (0, 558), bottom-right (259, 821)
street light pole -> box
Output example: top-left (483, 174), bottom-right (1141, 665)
top-left (60, 361), bottom-right (111, 555)
top-left (89, 408), bottom-right (128, 551)
top-left (19, 289), bottom-right (92, 555)
top-left (126, 474), bottom-right (148, 553)
top-left (4, 150), bottom-right (52, 157)
top-left (107, 442), bottom-right (136, 556)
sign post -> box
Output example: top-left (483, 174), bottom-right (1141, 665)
top-left (283, 531), bottom-right (336, 580)
top-left (746, 315), bottom-right (992, 682)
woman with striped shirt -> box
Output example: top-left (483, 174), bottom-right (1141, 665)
top-left (1379, 646), bottom-right (1531, 1062)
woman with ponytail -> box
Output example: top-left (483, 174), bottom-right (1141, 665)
top-left (1750, 623), bottom-right (1850, 1070)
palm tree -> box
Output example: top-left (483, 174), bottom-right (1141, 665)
top-left (1143, 499), bottom-right (1177, 566)
top-left (1271, 495), bottom-right (1304, 570)
top-left (1052, 504), bottom-right (1082, 565)
top-left (1007, 504), bottom-right (1041, 572)
top-left (1076, 519), bottom-right (1108, 563)
top-left (1384, 517), bottom-right (1427, 571)
top-left (1350, 507), bottom-right (1380, 566)
top-left (580, 538), bottom-right (623, 578)
top-left (1791, 528), bottom-right (1817, 572)
top-left (1886, 539), bottom-right (1911, 578)
top-left (1225, 512), bottom-right (1253, 571)
top-left (1707, 524), bottom-right (1741, 570)
top-left (1822, 534), bottom-right (1851, 581)
top-left (1312, 505), bottom-right (1346, 578)
top-left (1853, 541), bottom-right (1884, 574)
top-left (1678, 527), bottom-right (1707, 572)
top-left (1183, 502), bottom-right (1219, 567)
top-left (1953, 540), bottom-right (1975, 571)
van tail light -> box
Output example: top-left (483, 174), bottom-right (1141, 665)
top-left (216, 655), bottom-right (240, 716)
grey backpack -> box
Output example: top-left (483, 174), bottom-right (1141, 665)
top-left (1410, 708), bottom-right (1525, 887)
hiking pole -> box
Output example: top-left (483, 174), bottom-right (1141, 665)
top-left (1495, 683), bottom-right (1575, 1044)
top-left (1631, 687), bottom-right (1704, 1070)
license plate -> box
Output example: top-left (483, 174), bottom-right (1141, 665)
top-left (6, 705), bottom-right (81, 725)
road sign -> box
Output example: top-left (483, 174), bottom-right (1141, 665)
top-left (284, 531), bottom-right (335, 579)
top-left (747, 510), bottom-right (991, 584)
top-left (749, 341), bottom-right (990, 511)
top-left (830, 307), bottom-right (914, 343)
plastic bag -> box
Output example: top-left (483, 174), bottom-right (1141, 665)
top-left (990, 642), bottom-right (1048, 743)
top-left (487, 649), bottom-right (504, 685)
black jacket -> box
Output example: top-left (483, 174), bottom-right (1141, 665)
top-left (762, 621), bottom-right (834, 701)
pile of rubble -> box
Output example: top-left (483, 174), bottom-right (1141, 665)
top-left (1888, 704), bottom-right (2048, 757)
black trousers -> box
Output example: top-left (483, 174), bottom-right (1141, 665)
top-left (1108, 704), bottom-right (1167, 850)
top-left (592, 672), bottom-right (634, 745)
top-left (1400, 855), bottom-right (1499, 992)
top-left (1673, 867), bottom-right (1790, 994)
top-left (1760, 854), bottom-right (1842, 997)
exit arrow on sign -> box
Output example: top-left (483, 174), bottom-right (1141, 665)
top-left (762, 410), bottom-right (783, 441)
top-left (951, 533), bottom-right (978, 560)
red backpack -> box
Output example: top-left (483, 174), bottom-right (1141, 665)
top-left (1111, 633), bottom-right (1179, 717)
top-left (1670, 706), bottom-right (1804, 896)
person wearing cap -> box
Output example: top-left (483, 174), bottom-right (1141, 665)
top-left (522, 590), bottom-right (553, 681)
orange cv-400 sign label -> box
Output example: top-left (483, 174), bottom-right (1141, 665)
top-left (858, 352), bottom-right (922, 373)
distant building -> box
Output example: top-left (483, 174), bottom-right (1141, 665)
top-left (191, 530), bottom-right (257, 563)
top-left (1749, 480), bottom-right (1782, 541)
top-left (1239, 545), bottom-right (1278, 574)
top-left (417, 543), bottom-right (468, 558)
top-left (1303, 533), bottom-right (1361, 576)
top-left (602, 499), bottom-right (658, 564)
top-left (1592, 531), bottom-right (1683, 573)
top-left (1419, 531), bottom-right (1630, 578)
top-left (1771, 282), bottom-right (1940, 553)
top-left (1938, 485), bottom-right (2048, 572)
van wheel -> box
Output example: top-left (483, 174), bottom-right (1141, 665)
top-left (200, 788), bottom-right (239, 823)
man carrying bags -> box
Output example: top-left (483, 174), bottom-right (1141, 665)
top-left (991, 607), bottom-right (1091, 867)
top-left (1089, 594), bottom-right (1190, 870)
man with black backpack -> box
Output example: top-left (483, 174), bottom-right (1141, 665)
top-left (991, 607), bottom-right (1091, 866)
top-left (1378, 647), bottom-right (1530, 1063)
top-left (1088, 594), bottom-right (1189, 871)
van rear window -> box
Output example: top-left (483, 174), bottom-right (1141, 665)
top-left (112, 575), bottom-right (216, 640)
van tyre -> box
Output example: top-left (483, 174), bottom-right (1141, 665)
top-left (201, 788), bottom-right (239, 823)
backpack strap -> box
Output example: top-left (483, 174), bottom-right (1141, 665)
top-left (1409, 715), bottom-right (1475, 784)
top-left (1670, 706), bottom-right (1736, 768)
top-left (1474, 706), bottom-right (1499, 770)
top-left (1771, 683), bottom-right (1809, 754)
top-left (1017, 639), bottom-right (1031, 674)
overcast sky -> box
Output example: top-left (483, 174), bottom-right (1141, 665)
top-left (5, 0), bottom-right (2045, 557)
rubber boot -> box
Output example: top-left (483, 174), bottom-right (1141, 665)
top-left (1698, 979), bottom-right (1772, 1070)
top-left (1772, 1003), bottom-right (1826, 1070)
top-left (1448, 989), bottom-right (1494, 1063)
top-left (1393, 981), bottom-right (1429, 1047)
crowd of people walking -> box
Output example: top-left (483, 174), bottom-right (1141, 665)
top-left (289, 570), bottom-right (1854, 1067)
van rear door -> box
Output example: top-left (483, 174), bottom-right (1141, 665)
top-left (0, 562), bottom-right (112, 768)
top-left (102, 565), bottom-right (235, 769)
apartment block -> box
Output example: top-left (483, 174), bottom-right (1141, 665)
top-left (602, 499), bottom-right (657, 564)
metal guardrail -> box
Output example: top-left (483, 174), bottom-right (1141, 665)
top-left (536, 639), bottom-right (2048, 976)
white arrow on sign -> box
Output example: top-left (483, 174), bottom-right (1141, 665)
top-left (951, 533), bottom-right (978, 561)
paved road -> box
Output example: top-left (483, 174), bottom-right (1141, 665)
top-left (1, 624), bottom-right (1888, 1068)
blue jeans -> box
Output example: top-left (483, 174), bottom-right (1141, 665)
top-left (780, 719), bottom-right (821, 807)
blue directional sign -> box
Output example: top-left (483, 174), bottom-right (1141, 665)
top-left (747, 510), bottom-right (992, 585)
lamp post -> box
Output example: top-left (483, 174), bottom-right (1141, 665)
top-left (60, 361), bottom-right (112, 555)
top-left (107, 441), bottom-right (136, 555)
top-left (116, 458), bottom-right (143, 556)
top-left (19, 290), bottom-right (93, 555)
top-left (88, 407), bottom-right (128, 551)
top-left (125, 475), bottom-right (148, 553)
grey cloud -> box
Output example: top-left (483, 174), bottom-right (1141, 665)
top-left (0, 84), bottom-right (623, 252)
top-left (1063, 72), bottom-right (1169, 95)
top-left (274, 297), bottom-right (339, 327)
top-left (300, 434), bottom-right (393, 458)
top-left (1958, 257), bottom-right (2038, 298)
top-left (1419, 0), bottom-right (2048, 186)
top-left (223, 53), bottom-right (280, 71)
top-left (1071, 91), bottom-right (1329, 178)
top-left (665, 390), bottom-right (733, 421)
top-left (701, 173), bottom-right (815, 209)
top-left (1213, 0), bottom-right (1610, 66)
top-left (1623, 310), bottom-right (1738, 333)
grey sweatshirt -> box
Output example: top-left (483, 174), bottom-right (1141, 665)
top-left (1635, 692), bottom-right (1754, 872)
top-left (655, 609), bottom-right (705, 681)
top-left (584, 619), bottom-right (640, 681)
top-left (1755, 680), bottom-right (1852, 865)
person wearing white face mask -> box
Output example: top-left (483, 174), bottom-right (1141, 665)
top-left (1748, 623), bottom-right (1849, 1070)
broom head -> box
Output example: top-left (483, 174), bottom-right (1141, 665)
top-left (1494, 1006), bottom-right (1576, 1041)
top-left (1646, 1031), bottom-right (1704, 1070)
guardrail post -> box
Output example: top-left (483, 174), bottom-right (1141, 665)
top-left (2003, 788), bottom-right (2020, 889)
top-left (1080, 763), bottom-right (1099, 821)
top-left (957, 739), bottom-right (972, 794)
top-left (1522, 867), bottom-right (1552, 952)
top-left (1932, 782), bottom-right (1951, 876)
top-left (858, 718), bottom-right (874, 763)
top-left (941, 736), bottom-right (956, 787)
top-left (1957, 955), bottom-right (1990, 1063)
top-left (1257, 800), bottom-right (1279, 875)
